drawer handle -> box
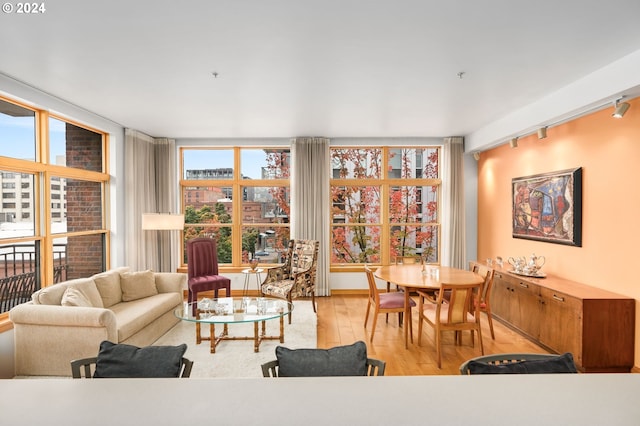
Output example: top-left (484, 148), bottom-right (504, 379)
top-left (519, 282), bottom-right (529, 288)
top-left (552, 294), bottom-right (565, 302)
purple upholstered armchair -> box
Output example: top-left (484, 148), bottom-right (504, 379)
top-left (186, 237), bottom-right (231, 315)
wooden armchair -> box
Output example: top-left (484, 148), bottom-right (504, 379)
top-left (260, 239), bottom-right (319, 323)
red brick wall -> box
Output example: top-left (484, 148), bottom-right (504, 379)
top-left (64, 124), bottom-right (104, 279)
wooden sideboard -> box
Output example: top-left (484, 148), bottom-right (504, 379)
top-left (473, 262), bottom-right (635, 373)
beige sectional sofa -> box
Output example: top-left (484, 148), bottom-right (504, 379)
top-left (9, 267), bottom-right (185, 376)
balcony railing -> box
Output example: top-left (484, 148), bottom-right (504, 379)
top-left (0, 244), bottom-right (68, 314)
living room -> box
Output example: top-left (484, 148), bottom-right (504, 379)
top-left (1, 2), bottom-right (640, 423)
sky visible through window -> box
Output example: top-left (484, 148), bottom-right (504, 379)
top-left (184, 149), bottom-right (281, 180)
top-left (0, 114), bottom-right (65, 161)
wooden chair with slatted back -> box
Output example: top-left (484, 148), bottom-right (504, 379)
top-left (417, 280), bottom-right (484, 368)
top-left (472, 264), bottom-right (496, 339)
top-left (364, 265), bottom-right (415, 343)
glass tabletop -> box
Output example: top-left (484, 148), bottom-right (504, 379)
top-left (175, 297), bottom-right (292, 324)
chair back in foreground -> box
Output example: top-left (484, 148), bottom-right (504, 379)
top-left (364, 264), bottom-right (415, 343)
top-left (261, 341), bottom-right (386, 377)
top-left (417, 281), bottom-right (484, 368)
top-left (459, 352), bottom-right (578, 375)
top-left (187, 237), bottom-right (231, 315)
top-left (260, 239), bottom-right (319, 323)
top-left (70, 341), bottom-right (194, 378)
top-left (71, 356), bottom-right (193, 378)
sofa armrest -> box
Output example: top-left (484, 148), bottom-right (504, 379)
top-left (10, 303), bottom-right (117, 329)
top-left (10, 303), bottom-right (118, 376)
top-left (154, 272), bottom-right (186, 294)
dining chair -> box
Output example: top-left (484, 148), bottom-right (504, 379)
top-left (417, 281), bottom-right (484, 368)
top-left (187, 237), bottom-right (231, 315)
top-left (472, 264), bottom-right (496, 339)
top-left (364, 264), bottom-right (415, 343)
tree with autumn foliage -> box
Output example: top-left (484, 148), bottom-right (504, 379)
top-left (184, 203), bottom-right (232, 263)
top-left (331, 147), bottom-right (439, 264)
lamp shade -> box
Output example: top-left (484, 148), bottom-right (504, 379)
top-left (142, 213), bottom-right (184, 230)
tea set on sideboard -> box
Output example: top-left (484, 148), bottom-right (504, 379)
top-left (487, 253), bottom-right (547, 278)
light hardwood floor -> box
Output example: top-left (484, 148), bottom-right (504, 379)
top-left (315, 294), bottom-right (550, 376)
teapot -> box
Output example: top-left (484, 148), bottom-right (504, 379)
top-left (526, 253), bottom-right (545, 271)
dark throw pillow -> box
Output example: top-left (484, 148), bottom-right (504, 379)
top-left (276, 341), bottom-right (368, 377)
top-left (468, 353), bottom-right (578, 374)
top-left (94, 341), bottom-right (187, 378)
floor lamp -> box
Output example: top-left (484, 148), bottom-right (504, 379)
top-left (141, 213), bottom-right (184, 272)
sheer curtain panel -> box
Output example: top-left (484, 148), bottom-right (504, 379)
top-left (441, 136), bottom-right (466, 269)
top-left (291, 137), bottom-right (330, 296)
top-left (124, 129), bottom-right (179, 272)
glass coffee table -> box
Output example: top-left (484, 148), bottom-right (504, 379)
top-left (175, 297), bottom-right (293, 354)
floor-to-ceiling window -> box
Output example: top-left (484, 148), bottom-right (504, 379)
top-left (180, 146), bottom-right (290, 268)
top-left (0, 96), bottom-right (110, 319)
top-left (330, 146), bottom-right (440, 267)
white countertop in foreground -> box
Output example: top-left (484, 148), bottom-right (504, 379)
top-left (2, 374), bottom-right (639, 425)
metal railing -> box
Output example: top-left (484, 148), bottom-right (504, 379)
top-left (0, 244), bottom-right (68, 314)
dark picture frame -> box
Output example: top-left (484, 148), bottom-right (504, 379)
top-left (512, 167), bottom-right (582, 246)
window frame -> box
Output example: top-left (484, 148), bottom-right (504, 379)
top-left (330, 145), bottom-right (441, 271)
top-left (0, 96), bottom-right (110, 328)
top-left (179, 146), bottom-right (291, 271)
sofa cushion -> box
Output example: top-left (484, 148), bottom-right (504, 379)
top-left (467, 353), bottom-right (578, 374)
top-left (32, 277), bottom-right (104, 308)
top-left (110, 292), bottom-right (182, 342)
top-left (94, 340), bottom-right (187, 378)
top-left (276, 341), bottom-right (368, 377)
top-left (93, 267), bottom-right (129, 308)
top-left (61, 287), bottom-right (93, 307)
top-left (120, 270), bottom-right (158, 302)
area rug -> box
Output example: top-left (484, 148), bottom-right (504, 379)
top-left (153, 301), bottom-right (317, 378)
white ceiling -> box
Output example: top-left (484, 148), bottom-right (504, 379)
top-left (1, 0), bottom-right (640, 146)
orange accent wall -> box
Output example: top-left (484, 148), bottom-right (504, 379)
top-left (477, 97), bottom-right (640, 368)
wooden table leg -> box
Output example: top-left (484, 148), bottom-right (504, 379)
top-left (403, 286), bottom-right (410, 349)
top-left (279, 315), bottom-right (284, 343)
top-left (210, 324), bottom-right (216, 353)
top-left (254, 322), bottom-right (259, 352)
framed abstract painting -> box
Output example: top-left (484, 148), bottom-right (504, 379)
top-left (512, 167), bottom-right (582, 246)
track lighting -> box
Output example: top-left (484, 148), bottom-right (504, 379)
top-left (537, 127), bottom-right (548, 139)
top-left (473, 152), bottom-right (480, 161)
top-left (612, 100), bottom-right (630, 118)
top-left (509, 137), bottom-right (518, 148)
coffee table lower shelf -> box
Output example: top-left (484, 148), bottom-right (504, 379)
top-left (196, 319), bottom-right (285, 353)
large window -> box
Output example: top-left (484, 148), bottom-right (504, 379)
top-left (330, 146), bottom-right (440, 266)
top-left (0, 96), bottom-right (109, 318)
top-left (181, 147), bottom-right (290, 268)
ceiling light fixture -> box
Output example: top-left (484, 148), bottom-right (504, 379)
top-left (537, 127), bottom-right (548, 139)
top-left (473, 152), bottom-right (480, 161)
top-left (509, 137), bottom-right (518, 148)
top-left (612, 99), bottom-right (630, 118)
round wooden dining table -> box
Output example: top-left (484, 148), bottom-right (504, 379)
top-left (374, 264), bottom-right (483, 348)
